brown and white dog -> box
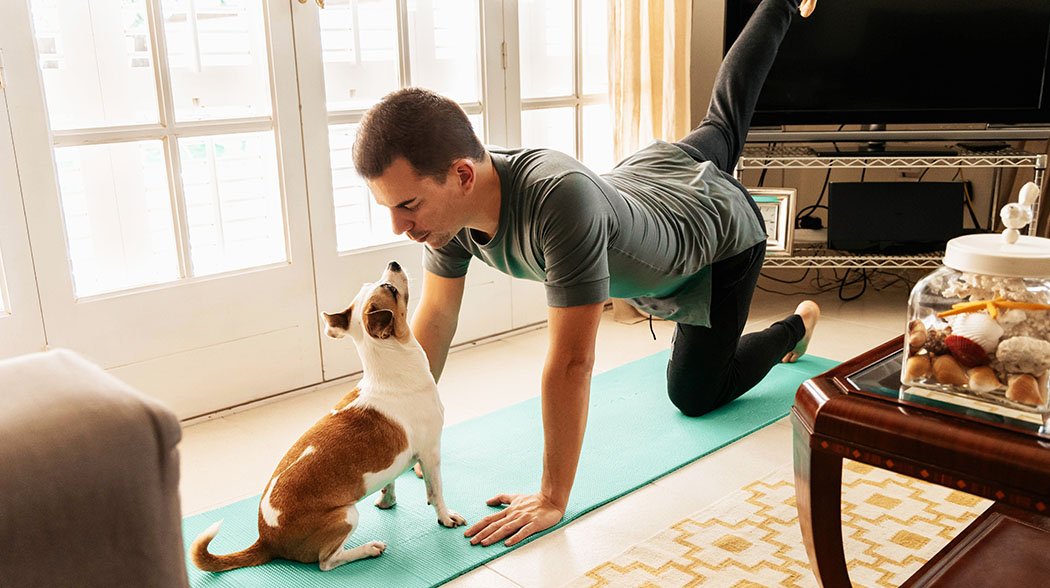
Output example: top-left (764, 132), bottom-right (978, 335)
top-left (191, 261), bottom-right (465, 572)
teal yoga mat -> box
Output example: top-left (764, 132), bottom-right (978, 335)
top-left (183, 351), bottom-right (837, 587)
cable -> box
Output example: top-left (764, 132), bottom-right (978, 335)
top-left (757, 266), bottom-right (919, 299)
top-left (759, 268), bottom-right (812, 284)
top-left (793, 125), bottom-right (845, 230)
top-left (837, 268), bottom-right (868, 301)
top-left (957, 169), bottom-right (984, 231)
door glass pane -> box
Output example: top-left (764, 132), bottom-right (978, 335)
top-left (54, 141), bottom-right (179, 297)
top-left (580, 0), bottom-right (609, 95)
top-left (521, 108), bottom-right (575, 156)
top-left (329, 124), bottom-right (401, 251)
top-left (407, 0), bottom-right (481, 103)
top-left (162, 0), bottom-right (272, 121)
top-left (519, 0), bottom-right (573, 99)
top-left (582, 103), bottom-right (613, 173)
top-left (180, 132), bottom-right (287, 276)
top-left (319, 0), bottom-right (400, 112)
top-left (30, 0), bottom-right (160, 130)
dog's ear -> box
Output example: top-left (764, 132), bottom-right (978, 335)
top-left (322, 304), bottom-right (353, 339)
top-left (363, 306), bottom-right (395, 340)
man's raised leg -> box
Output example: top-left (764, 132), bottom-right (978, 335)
top-left (676, 0), bottom-right (813, 173)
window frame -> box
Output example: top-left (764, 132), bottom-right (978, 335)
top-left (42, 0), bottom-right (290, 296)
top-left (514, 0), bottom-right (610, 162)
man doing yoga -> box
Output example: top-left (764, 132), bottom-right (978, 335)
top-left (351, 0), bottom-right (820, 547)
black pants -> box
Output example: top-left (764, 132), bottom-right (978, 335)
top-left (665, 0), bottom-right (805, 417)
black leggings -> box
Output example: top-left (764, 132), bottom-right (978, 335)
top-left (665, 0), bottom-right (805, 417)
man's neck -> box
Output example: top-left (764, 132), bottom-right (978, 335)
top-left (467, 153), bottom-right (502, 242)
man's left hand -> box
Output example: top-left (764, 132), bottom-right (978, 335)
top-left (464, 492), bottom-right (564, 547)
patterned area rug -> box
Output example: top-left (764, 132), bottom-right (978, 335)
top-left (568, 461), bottom-right (990, 587)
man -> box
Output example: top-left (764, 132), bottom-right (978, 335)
top-left (352, 0), bottom-right (820, 548)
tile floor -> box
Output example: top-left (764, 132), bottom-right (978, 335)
top-left (178, 282), bottom-right (912, 587)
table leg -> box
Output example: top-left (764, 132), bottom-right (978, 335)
top-left (793, 413), bottom-right (850, 588)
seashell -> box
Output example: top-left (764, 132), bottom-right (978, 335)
top-left (904, 354), bottom-right (931, 381)
top-left (1006, 374), bottom-right (1047, 407)
top-left (932, 354), bottom-right (968, 386)
top-left (967, 366), bottom-right (1002, 393)
top-left (944, 335), bottom-right (990, 368)
top-left (924, 327), bottom-right (952, 355)
top-left (907, 320), bottom-right (927, 354)
top-left (949, 313), bottom-right (1004, 354)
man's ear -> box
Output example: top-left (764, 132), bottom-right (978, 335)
top-left (322, 304), bottom-right (353, 338)
top-left (452, 158), bottom-right (476, 193)
top-left (364, 307), bottom-right (395, 339)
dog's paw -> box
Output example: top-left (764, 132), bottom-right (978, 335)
top-left (438, 510), bottom-right (467, 528)
top-left (374, 496), bottom-right (397, 509)
top-left (363, 541), bottom-right (387, 557)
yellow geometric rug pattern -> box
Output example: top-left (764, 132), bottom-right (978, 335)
top-left (568, 461), bottom-right (990, 587)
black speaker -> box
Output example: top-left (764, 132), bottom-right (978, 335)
top-left (827, 182), bottom-right (967, 254)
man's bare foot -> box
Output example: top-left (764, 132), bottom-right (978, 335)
top-left (782, 300), bottom-right (820, 363)
top-left (799, 0), bottom-right (816, 18)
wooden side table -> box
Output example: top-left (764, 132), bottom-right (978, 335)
top-left (793, 336), bottom-right (1050, 587)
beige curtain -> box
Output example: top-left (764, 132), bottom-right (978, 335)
top-left (609, 0), bottom-right (694, 163)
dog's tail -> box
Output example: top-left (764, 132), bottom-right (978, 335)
top-left (190, 520), bottom-right (273, 572)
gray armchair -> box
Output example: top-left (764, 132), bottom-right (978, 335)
top-left (0, 349), bottom-right (189, 588)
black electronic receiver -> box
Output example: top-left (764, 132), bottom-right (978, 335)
top-left (955, 141), bottom-right (1011, 153)
top-left (827, 182), bottom-right (967, 254)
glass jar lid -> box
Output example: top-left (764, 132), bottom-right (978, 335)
top-left (944, 233), bottom-right (1050, 277)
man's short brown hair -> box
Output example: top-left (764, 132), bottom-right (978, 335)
top-left (353, 87), bottom-right (485, 182)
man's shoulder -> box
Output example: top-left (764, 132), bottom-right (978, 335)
top-left (492, 146), bottom-right (591, 177)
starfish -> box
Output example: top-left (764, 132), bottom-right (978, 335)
top-left (936, 296), bottom-right (1050, 320)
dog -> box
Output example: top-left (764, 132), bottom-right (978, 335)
top-left (191, 261), bottom-right (466, 572)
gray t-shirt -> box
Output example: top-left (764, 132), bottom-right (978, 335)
top-left (423, 140), bottom-right (766, 327)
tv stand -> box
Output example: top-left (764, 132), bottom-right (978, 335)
top-left (815, 147), bottom-right (959, 158)
top-left (746, 128), bottom-right (1050, 144)
top-left (736, 132), bottom-right (1050, 271)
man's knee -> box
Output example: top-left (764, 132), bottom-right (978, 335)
top-left (666, 378), bottom-right (733, 418)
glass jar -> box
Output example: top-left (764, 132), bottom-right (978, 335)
top-left (903, 232), bottom-right (1050, 416)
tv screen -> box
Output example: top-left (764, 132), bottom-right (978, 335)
top-left (723, 0), bottom-right (1050, 126)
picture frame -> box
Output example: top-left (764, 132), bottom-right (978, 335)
top-left (749, 187), bottom-right (795, 256)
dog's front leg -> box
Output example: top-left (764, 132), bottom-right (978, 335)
top-left (374, 482), bottom-right (397, 509)
top-left (417, 452), bottom-right (466, 527)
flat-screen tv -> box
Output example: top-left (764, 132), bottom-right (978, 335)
top-left (723, 0), bottom-right (1050, 126)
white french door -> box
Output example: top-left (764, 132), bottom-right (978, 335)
top-left (0, 0), bottom-right (608, 414)
top-left (292, 0), bottom-right (546, 380)
top-left (0, 69), bottom-right (47, 359)
top-left (1, 0), bottom-right (321, 419)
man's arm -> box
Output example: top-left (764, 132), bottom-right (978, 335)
top-left (465, 300), bottom-right (604, 546)
top-left (411, 270), bottom-right (466, 382)
top-left (540, 301), bottom-right (604, 507)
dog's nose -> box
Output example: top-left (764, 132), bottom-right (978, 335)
top-left (387, 261), bottom-right (401, 272)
